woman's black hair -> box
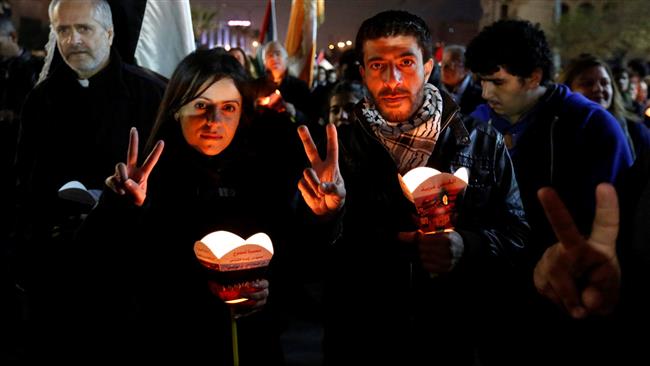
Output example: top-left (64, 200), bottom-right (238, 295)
top-left (145, 49), bottom-right (253, 153)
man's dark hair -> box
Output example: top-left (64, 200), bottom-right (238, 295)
top-left (465, 19), bottom-right (554, 85)
top-left (354, 10), bottom-right (432, 66)
top-left (627, 58), bottom-right (647, 78)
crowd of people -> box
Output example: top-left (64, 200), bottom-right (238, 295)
top-left (1, 0), bottom-right (649, 365)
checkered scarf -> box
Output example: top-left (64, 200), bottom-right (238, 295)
top-left (363, 83), bottom-right (443, 174)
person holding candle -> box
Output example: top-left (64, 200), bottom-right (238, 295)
top-left (295, 10), bottom-right (529, 365)
top-left (77, 49), bottom-right (293, 365)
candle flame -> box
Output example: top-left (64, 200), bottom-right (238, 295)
top-left (225, 298), bottom-right (248, 304)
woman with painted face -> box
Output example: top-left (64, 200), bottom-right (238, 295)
top-left (77, 49), bottom-right (292, 365)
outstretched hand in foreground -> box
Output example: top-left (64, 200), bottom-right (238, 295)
top-left (297, 123), bottom-right (346, 217)
top-left (105, 127), bottom-right (164, 206)
top-left (534, 183), bottom-right (620, 319)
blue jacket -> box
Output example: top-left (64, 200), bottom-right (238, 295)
top-left (471, 83), bottom-right (633, 261)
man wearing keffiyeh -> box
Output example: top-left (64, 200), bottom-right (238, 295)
top-left (296, 10), bottom-right (529, 365)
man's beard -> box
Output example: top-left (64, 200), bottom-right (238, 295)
top-left (371, 86), bottom-right (425, 122)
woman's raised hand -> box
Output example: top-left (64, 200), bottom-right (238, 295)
top-left (105, 127), bottom-right (164, 206)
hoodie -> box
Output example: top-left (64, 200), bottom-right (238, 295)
top-left (471, 83), bottom-right (633, 262)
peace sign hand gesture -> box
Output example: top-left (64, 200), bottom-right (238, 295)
top-left (105, 127), bottom-right (164, 207)
top-left (534, 183), bottom-right (621, 319)
top-left (297, 123), bottom-right (346, 217)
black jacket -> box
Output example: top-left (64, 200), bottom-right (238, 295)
top-left (15, 49), bottom-right (165, 250)
top-left (14, 49), bottom-right (166, 362)
top-left (0, 49), bottom-right (42, 227)
top-left (73, 117), bottom-right (299, 364)
top-left (319, 91), bottom-right (529, 365)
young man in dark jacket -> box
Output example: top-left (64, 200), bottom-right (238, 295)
top-left (466, 19), bottom-right (633, 365)
top-left (296, 10), bottom-right (529, 365)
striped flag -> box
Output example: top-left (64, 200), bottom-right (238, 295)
top-left (284, 0), bottom-right (324, 86)
top-left (258, 0), bottom-right (278, 45)
top-left (256, 0), bottom-right (278, 74)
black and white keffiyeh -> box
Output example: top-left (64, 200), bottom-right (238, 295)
top-left (363, 83), bottom-right (443, 174)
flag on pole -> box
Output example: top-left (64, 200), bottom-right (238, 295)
top-left (285, 0), bottom-right (324, 86)
top-left (134, 0), bottom-right (196, 79)
top-left (259, 0), bottom-right (278, 44)
top-left (257, 0), bottom-right (278, 75)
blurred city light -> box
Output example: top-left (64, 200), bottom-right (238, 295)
top-left (227, 20), bottom-right (251, 27)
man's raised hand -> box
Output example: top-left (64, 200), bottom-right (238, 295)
top-left (297, 123), bottom-right (345, 217)
top-left (534, 183), bottom-right (621, 319)
top-left (105, 127), bottom-right (164, 206)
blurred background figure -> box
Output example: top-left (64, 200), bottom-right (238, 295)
top-left (228, 46), bottom-right (257, 78)
top-left (253, 41), bottom-right (311, 126)
top-left (311, 65), bottom-right (327, 90)
top-left (627, 58), bottom-right (649, 118)
top-left (0, 14), bottom-right (42, 363)
top-left (561, 54), bottom-right (650, 161)
top-left (439, 44), bottom-right (483, 115)
top-left (336, 48), bottom-right (361, 83)
top-left (612, 63), bottom-right (635, 114)
top-left (327, 80), bottom-right (365, 127)
top-left (326, 68), bottom-right (337, 85)
top-left (0, 15), bottom-right (41, 210)
top-left (310, 65), bottom-right (334, 126)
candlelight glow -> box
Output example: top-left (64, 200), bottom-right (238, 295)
top-left (225, 298), bottom-right (248, 304)
top-left (402, 167), bottom-right (469, 193)
top-left (400, 167), bottom-right (470, 233)
top-left (200, 231), bottom-right (273, 259)
top-left (258, 90), bottom-right (282, 107)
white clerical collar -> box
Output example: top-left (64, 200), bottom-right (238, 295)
top-left (77, 79), bottom-right (89, 88)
